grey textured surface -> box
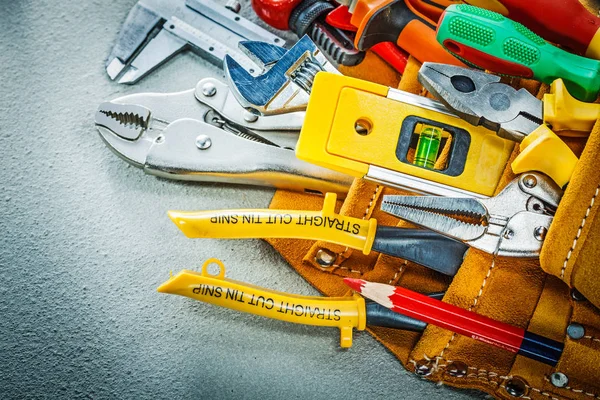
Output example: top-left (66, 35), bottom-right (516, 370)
top-left (0, 1), bottom-right (486, 399)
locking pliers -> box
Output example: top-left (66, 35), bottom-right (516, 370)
top-left (94, 77), bottom-right (352, 196)
top-left (381, 172), bottom-right (563, 258)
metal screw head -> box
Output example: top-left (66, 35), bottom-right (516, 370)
top-left (534, 226), bottom-right (548, 241)
top-left (505, 377), bottom-right (527, 397)
top-left (243, 111), bottom-right (259, 123)
top-left (503, 229), bottom-right (514, 240)
top-left (570, 289), bottom-right (587, 302)
top-left (315, 249), bottom-right (336, 267)
top-left (195, 135), bottom-right (212, 150)
top-left (445, 361), bottom-right (468, 378)
top-left (567, 323), bottom-right (585, 340)
top-left (201, 82), bottom-right (217, 97)
top-left (549, 372), bottom-right (569, 388)
top-left (523, 175), bottom-right (537, 188)
top-left (414, 360), bottom-right (432, 377)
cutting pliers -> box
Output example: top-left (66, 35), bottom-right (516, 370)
top-left (381, 172), bottom-right (562, 258)
top-left (418, 62), bottom-right (582, 187)
top-left (94, 75), bottom-right (352, 196)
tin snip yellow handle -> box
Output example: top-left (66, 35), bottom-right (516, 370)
top-left (158, 258), bottom-right (366, 348)
top-left (169, 193), bottom-right (377, 254)
top-left (168, 193), bottom-right (469, 276)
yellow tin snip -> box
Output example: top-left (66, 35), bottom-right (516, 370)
top-left (158, 258), bottom-right (366, 348)
top-left (167, 192), bottom-right (469, 276)
top-left (295, 72), bottom-right (515, 198)
top-left (168, 193), bottom-right (376, 255)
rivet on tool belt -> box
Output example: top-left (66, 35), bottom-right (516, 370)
top-left (413, 360), bottom-right (433, 377)
top-left (315, 248), bottom-right (337, 267)
top-left (570, 289), bottom-right (587, 302)
top-left (505, 377), bottom-right (528, 398)
top-left (567, 323), bottom-right (586, 340)
top-left (549, 372), bottom-right (569, 388)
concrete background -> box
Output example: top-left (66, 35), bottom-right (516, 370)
top-left (0, 0), bottom-right (486, 398)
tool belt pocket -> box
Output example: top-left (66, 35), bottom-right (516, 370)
top-left (266, 58), bottom-right (600, 399)
top-left (538, 119), bottom-right (600, 310)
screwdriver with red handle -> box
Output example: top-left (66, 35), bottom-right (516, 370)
top-left (344, 278), bottom-right (564, 366)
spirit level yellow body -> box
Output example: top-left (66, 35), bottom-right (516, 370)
top-left (158, 259), bottom-right (366, 347)
top-left (296, 73), bottom-right (515, 198)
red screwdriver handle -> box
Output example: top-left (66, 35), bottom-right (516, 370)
top-left (468, 0), bottom-right (600, 58)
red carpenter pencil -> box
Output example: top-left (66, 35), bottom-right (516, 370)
top-left (343, 278), bottom-right (563, 366)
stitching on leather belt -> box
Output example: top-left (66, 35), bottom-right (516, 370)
top-left (362, 185), bottom-right (381, 219)
top-left (410, 357), bottom-right (600, 400)
top-left (560, 184), bottom-right (600, 279)
top-left (542, 376), bottom-right (600, 399)
top-left (434, 254), bottom-right (499, 366)
top-left (332, 185), bottom-right (381, 268)
top-left (387, 260), bottom-right (407, 285)
top-left (583, 335), bottom-right (600, 344)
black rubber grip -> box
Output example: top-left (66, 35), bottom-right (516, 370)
top-left (309, 21), bottom-right (365, 66)
top-left (372, 227), bottom-right (467, 276)
top-left (289, 0), bottom-right (334, 37)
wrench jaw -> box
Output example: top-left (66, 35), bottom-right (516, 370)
top-left (225, 35), bottom-right (338, 116)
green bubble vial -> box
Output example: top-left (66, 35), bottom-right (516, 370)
top-left (413, 126), bottom-right (442, 169)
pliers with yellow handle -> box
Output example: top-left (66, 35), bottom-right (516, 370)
top-left (418, 62), bottom-right (598, 188)
top-left (168, 193), bottom-right (468, 276)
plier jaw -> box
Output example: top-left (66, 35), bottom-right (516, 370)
top-left (381, 173), bottom-right (562, 258)
top-left (418, 62), bottom-right (544, 143)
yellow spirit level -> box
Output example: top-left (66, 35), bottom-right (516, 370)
top-left (296, 73), bottom-right (515, 198)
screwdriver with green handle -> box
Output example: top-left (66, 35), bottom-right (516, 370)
top-left (436, 4), bottom-right (600, 102)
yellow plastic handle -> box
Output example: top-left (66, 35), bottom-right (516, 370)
top-left (544, 79), bottom-right (600, 136)
top-left (158, 258), bottom-right (367, 348)
top-left (168, 193), bottom-right (378, 255)
top-left (511, 125), bottom-right (578, 188)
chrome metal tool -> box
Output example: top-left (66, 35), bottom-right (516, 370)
top-left (381, 172), bottom-right (563, 258)
top-left (94, 77), bottom-right (352, 196)
top-left (225, 35), bottom-right (339, 115)
top-left (417, 62), bottom-right (582, 188)
top-left (106, 0), bottom-right (285, 84)
top-left (418, 62), bottom-right (543, 143)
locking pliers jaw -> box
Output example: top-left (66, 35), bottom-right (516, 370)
top-left (95, 77), bottom-right (352, 196)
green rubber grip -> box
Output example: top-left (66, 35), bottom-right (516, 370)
top-left (437, 4), bottom-right (600, 102)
